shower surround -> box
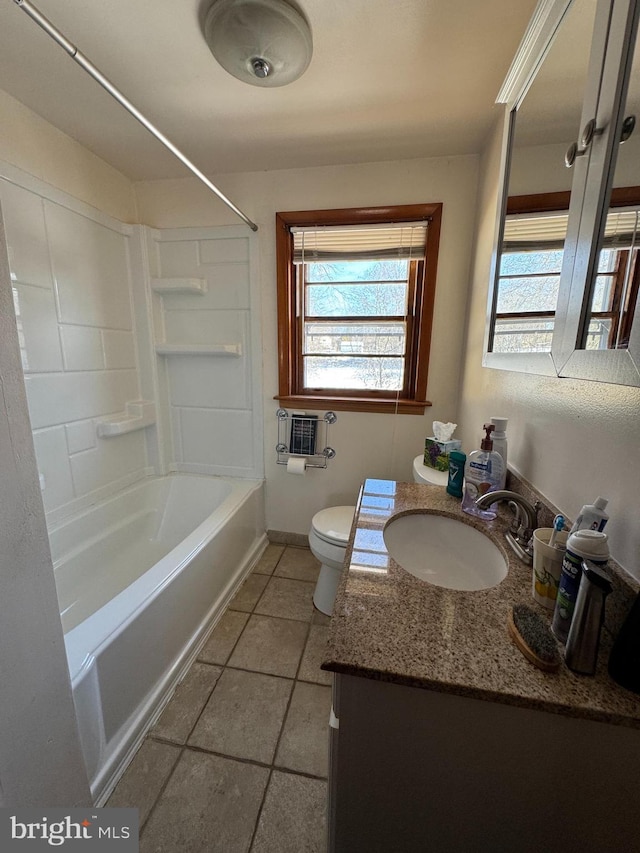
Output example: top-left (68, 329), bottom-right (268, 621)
top-left (0, 160), bottom-right (264, 800)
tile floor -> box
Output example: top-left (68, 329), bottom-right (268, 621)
top-left (108, 544), bottom-right (331, 852)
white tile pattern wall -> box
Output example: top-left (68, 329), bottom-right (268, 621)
top-left (149, 227), bottom-right (261, 478)
top-left (0, 177), bottom-right (147, 516)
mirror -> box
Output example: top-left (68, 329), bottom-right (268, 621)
top-left (489, 0), bottom-right (596, 358)
top-left (582, 26), bottom-right (640, 351)
top-left (486, 0), bottom-right (640, 385)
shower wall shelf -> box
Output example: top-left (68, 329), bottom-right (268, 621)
top-left (155, 344), bottom-right (242, 357)
top-left (96, 400), bottom-right (156, 438)
top-left (151, 277), bottom-right (208, 295)
top-left (276, 408), bottom-right (337, 469)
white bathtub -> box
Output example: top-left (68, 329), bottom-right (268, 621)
top-left (48, 474), bottom-right (266, 802)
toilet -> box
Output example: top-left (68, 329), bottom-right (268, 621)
top-left (310, 460), bottom-right (447, 616)
top-left (309, 505), bottom-right (355, 615)
top-left (412, 454), bottom-right (449, 487)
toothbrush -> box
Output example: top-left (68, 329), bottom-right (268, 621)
top-left (549, 515), bottom-right (565, 549)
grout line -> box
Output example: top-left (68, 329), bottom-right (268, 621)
top-left (123, 545), bottom-right (328, 846)
top-left (144, 739), bottom-right (329, 784)
top-left (139, 656), bottom-right (227, 837)
top-left (248, 544), bottom-right (317, 850)
top-left (248, 767), bottom-right (275, 852)
top-left (137, 742), bottom-right (183, 836)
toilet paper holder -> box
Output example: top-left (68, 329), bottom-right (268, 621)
top-left (276, 408), bottom-right (336, 469)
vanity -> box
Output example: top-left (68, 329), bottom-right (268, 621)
top-left (322, 479), bottom-right (640, 853)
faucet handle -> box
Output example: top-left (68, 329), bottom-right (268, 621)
top-left (507, 500), bottom-right (523, 534)
top-left (532, 500), bottom-right (541, 522)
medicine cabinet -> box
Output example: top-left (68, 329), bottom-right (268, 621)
top-left (484, 0), bottom-right (640, 385)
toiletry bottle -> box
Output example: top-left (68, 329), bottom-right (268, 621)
top-left (446, 450), bottom-right (466, 498)
top-left (565, 560), bottom-right (612, 675)
top-left (490, 417), bottom-right (508, 489)
top-left (461, 424), bottom-right (505, 520)
top-left (551, 530), bottom-right (609, 643)
top-left (569, 496), bottom-right (609, 534)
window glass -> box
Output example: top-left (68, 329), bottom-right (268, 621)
top-left (304, 356), bottom-right (405, 391)
top-left (494, 247), bottom-right (562, 352)
top-left (275, 204), bottom-right (441, 412)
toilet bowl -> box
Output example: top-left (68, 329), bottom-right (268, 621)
top-left (309, 505), bottom-right (355, 615)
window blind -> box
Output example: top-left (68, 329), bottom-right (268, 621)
top-left (503, 207), bottom-right (640, 252)
top-left (292, 222), bottom-right (428, 263)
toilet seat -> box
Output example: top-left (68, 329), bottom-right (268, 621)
top-left (311, 506), bottom-right (355, 546)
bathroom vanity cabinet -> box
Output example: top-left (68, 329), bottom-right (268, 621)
top-left (324, 479), bottom-right (640, 853)
top-left (329, 672), bottom-right (640, 853)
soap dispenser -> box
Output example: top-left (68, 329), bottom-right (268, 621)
top-left (461, 423), bottom-right (505, 520)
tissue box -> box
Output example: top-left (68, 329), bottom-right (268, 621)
top-left (424, 437), bottom-right (463, 471)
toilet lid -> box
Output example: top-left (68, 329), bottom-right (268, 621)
top-left (311, 506), bottom-right (355, 545)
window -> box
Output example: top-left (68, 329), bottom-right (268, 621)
top-left (275, 204), bottom-right (442, 413)
top-left (492, 191), bottom-right (640, 354)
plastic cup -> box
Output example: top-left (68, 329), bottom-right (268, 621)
top-left (532, 528), bottom-right (568, 610)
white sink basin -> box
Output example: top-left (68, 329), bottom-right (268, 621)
top-left (383, 513), bottom-right (507, 591)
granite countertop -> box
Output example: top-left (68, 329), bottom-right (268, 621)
top-left (323, 478), bottom-right (640, 729)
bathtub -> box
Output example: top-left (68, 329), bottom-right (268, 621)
top-left (48, 474), bottom-right (266, 802)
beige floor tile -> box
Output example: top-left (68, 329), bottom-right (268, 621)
top-left (189, 668), bottom-right (292, 764)
top-left (140, 750), bottom-right (268, 853)
top-left (298, 625), bottom-right (332, 686)
top-left (152, 662), bottom-right (222, 744)
top-left (107, 738), bottom-right (181, 827)
top-left (312, 609), bottom-right (331, 626)
top-left (275, 682), bottom-right (331, 778)
top-left (254, 577), bottom-right (315, 622)
top-left (199, 610), bottom-right (249, 665)
top-left (229, 573), bottom-right (269, 612)
top-left (251, 770), bottom-right (327, 853)
top-left (274, 547), bottom-right (321, 582)
top-left (228, 615), bottom-right (308, 678)
top-left (252, 543), bottom-right (285, 576)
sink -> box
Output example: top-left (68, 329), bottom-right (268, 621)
top-left (382, 513), bottom-right (507, 591)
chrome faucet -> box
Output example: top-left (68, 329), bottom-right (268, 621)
top-left (475, 490), bottom-right (540, 565)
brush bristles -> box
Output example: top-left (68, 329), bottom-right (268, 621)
top-left (511, 604), bottom-right (561, 667)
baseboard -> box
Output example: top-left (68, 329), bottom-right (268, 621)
top-left (267, 529), bottom-right (309, 548)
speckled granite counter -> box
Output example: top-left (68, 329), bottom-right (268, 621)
top-left (323, 478), bottom-right (640, 729)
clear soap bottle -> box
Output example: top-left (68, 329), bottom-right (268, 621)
top-left (490, 416), bottom-right (508, 489)
top-left (461, 424), bottom-right (505, 520)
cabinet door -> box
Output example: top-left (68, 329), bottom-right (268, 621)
top-left (557, 0), bottom-right (640, 380)
top-left (486, 0), bottom-right (640, 384)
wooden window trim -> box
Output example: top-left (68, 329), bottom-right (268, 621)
top-left (275, 204), bottom-right (441, 414)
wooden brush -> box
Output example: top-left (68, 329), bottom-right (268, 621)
top-left (508, 604), bottom-right (561, 672)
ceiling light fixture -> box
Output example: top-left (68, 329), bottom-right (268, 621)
top-left (203, 0), bottom-right (313, 88)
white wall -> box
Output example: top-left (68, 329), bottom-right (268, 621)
top-left (135, 154), bottom-right (480, 534)
top-left (0, 169), bottom-right (149, 521)
top-left (458, 114), bottom-right (640, 578)
top-left (0, 89), bottom-right (136, 223)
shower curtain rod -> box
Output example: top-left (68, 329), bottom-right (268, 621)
top-left (13, 0), bottom-right (258, 232)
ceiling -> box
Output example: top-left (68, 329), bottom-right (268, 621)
top-left (0, 0), bottom-right (538, 182)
